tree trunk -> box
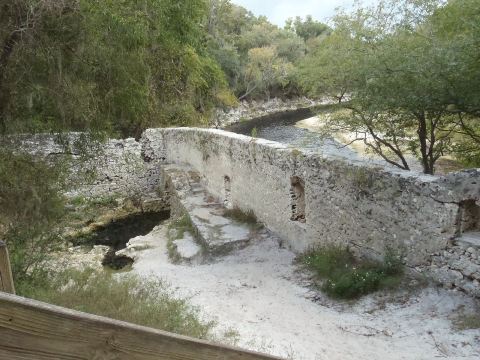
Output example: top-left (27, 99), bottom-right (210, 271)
top-left (416, 111), bottom-right (434, 175)
top-left (0, 31), bottom-right (20, 135)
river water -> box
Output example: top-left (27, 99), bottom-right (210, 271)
top-left (225, 106), bottom-right (430, 172)
top-left (225, 107), bottom-right (367, 163)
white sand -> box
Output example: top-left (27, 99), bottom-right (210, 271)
top-left (128, 222), bottom-right (480, 360)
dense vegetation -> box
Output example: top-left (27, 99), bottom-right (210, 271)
top-left (0, 0), bottom-right (329, 138)
top-left (206, 2), bottom-right (329, 100)
top-left (0, 0), bottom-right (479, 320)
top-left (0, 0), bottom-right (236, 138)
top-left (298, 0), bottom-right (480, 173)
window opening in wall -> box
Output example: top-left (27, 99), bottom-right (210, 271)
top-left (290, 176), bottom-right (306, 223)
top-left (457, 199), bottom-right (480, 235)
top-left (224, 176), bottom-right (232, 209)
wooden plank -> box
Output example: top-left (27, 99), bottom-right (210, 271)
top-left (0, 292), bottom-right (284, 360)
top-left (0, 241), bottom-right (15, 294)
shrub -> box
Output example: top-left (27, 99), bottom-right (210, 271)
top-left (0, 149), bottom-right (67, 284)
top-left (19, 268), bottom-right (214, 339)
top-left (223, 207), bottom-right (258, 225)
top-left (454, 313), bottom-right (480, 330)
top-left (299, 245), bottom-right (403, 299)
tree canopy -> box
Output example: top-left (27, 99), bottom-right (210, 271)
top-left (297, 0), bottom-right (480, 174)
top-left (0, 0), bottom-right (235, 138)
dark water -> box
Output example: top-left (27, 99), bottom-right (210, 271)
top-left (84, 210), bottom-right (170, 250)
top-left (73, 210), bottom-right (170, 270)
top-left (226, 107), bottom-right (314, 135)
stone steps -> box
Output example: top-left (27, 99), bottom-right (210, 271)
top-left (163, 164), bottom-right (262, 263)
top-left (430, 232), bottom-right (480, 298)
top-left (169, 232), bottom-right (203, 264)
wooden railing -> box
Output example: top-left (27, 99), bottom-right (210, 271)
top-left (0, 241), bottom-right (15, 294)
top-left (0, 243), bottom-right (283, 360)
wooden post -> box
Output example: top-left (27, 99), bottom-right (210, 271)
top-left (0, 241), bottom-right (15, 294)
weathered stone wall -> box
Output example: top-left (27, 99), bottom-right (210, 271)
top-left (144, 127), bottom-right (480, 297)
top-left (431, 240), bottom-right (480, 297)
top-left (7, 133), bottom-right (163, 199)
top-left (10, 128), bottom-right (480, 296)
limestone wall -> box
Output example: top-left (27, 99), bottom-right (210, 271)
top-left (7, 133), bottom-right (163, 199)
top-left (9, 128), bottom-right (480, 296)
top-left (144, 127), bottom-right (480, 296)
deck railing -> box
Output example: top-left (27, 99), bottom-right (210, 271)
top-left (0, 242), bottom-right (282, 360)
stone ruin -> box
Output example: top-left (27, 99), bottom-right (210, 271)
top-left (8, 127), bottom-right (480, 297)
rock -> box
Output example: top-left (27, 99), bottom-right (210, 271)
top-left (431, 267), bottom-right (463, 285)
top-left (172, 233), bottom-right (202, 263)
top-left (459, 281), bottom-right (480, 297)
top-left (450, 259), bottom-right (480, 277)
top-left (89, 245), bottom-right (110, 256)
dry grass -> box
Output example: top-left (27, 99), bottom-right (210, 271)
top-left (453, 312), bottom-right (480, 330)
top-left (20, 268), bottom-right (214, 339)
top-left (223, 207), bottom-right (258, 225)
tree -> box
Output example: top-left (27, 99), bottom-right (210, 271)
top-left (0, 149), bottom-right (67, 283)
top-left (241, 46), bottom-right (293, 100)
top-left (0, 0), bottom-right (232, 137)
top-left (285, 15), bottom-right (330, 41)
top-left (205, 0), bottom-right (306, 100)
top-left (299, 0), bottom-right (480, 174)
top-left (297, 30), bottom-right (361, 103)
top-left (0, 0), bottom-right (235, 286)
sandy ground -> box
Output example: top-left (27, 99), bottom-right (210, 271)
top-left (126, 221), bottom-right (480, 360)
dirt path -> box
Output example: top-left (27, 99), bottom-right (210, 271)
top-left (129, 221), bottom-right (480, 360)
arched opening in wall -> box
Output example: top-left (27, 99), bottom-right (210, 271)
top-left (224, 176), bottom-right (232, 209)
top-left (457, 200), bottom-right (480, 235)
top-left (290, 176), bottom-right (306, 223)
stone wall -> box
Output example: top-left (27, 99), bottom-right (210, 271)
top-left (7, 133), bottom-right (163, 199)
top-left (144, 128), bottom-right (480, 297)
top-left (9, 128), bottom-right (480, 296)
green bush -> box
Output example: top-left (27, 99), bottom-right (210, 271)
top-left (454, 313), bottom-right (480, 330)
top-left (0, 149), bottom-right (67, 283)
top-left (19, 268), bottom-right (214, 339)
top-left (299, 245), bottom-right (403, 299)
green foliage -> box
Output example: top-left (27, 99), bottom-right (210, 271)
top-left (242, 46), bottom-right (295, 100)
top-left (297, 0), bottom-right (480, 174)
top-left (297, 30), bottom-right (359, 103)
top-left (0, 149), bottom-right (67, 283)
top-left (206, 1), bottom-right (319, 100)
top-left (0, 0), bottom-right (232, 138)
top-left (19, 268), bottom-right (214, 339)
top-left (168, 214), bottom-right (195, 240)
top-left (299, 246), bottom-right (404, 299)
top-left (250, 127), bottom-right (258, 138)
top-left (167, 215), bottom-right (196, 262)
top-left (285, 15), bottom-right (331, 42)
